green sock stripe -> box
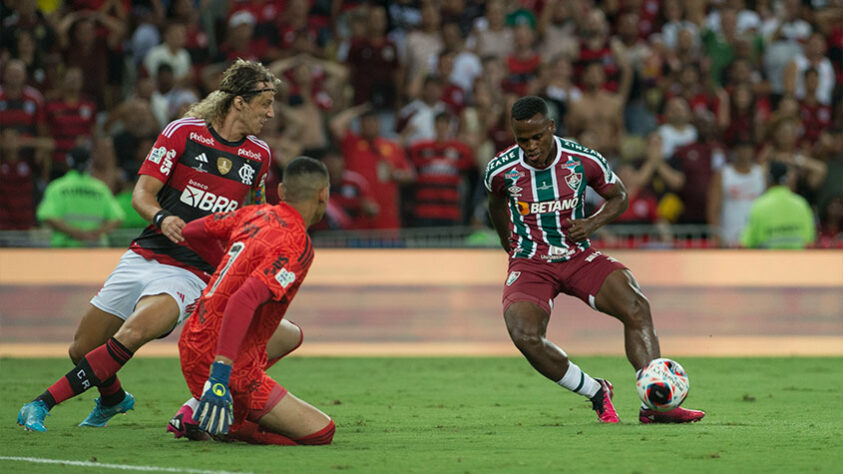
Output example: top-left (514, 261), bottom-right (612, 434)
top-left (574, 372), bottom-right (585, 393)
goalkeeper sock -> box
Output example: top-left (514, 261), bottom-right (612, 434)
top-left (295, 420), bottom-right (336, 445)
top-left (37, 337), bottom-right (133, 409)
top-left (556, 362), bottom-right (601, 398)
top-left (228, 421), bottom-right (298, 446)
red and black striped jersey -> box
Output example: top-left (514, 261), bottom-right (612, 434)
top-left (45, 98), bottom-right (97, 164)
top-left (0, 85), bottom-right (45, 136)
top-left (130, 118), bottom-right (270, 280)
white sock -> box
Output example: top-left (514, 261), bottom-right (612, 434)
top-left (557, 362), bottom-right (601, 398)
top-left (185, 397), bottom-right (199, 410)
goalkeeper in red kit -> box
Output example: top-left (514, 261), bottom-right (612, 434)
top-left (177, 156), bottom-right (334, 445)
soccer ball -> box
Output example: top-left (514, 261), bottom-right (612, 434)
top-left (636, 358), bottom-right (690, 411)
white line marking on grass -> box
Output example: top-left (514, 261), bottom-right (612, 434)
top-left (0, 456), bottom-right (251, 474)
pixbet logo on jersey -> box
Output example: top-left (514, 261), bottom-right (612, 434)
top-left (180, 185), bottom-right (239, 212)
top-left (238, 148), bottom-right (262, 160)
top-left (517, 197), bottom-right (579, 215)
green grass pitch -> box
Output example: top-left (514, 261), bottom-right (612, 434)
top-left (2, 356), bottom-right (841, 473)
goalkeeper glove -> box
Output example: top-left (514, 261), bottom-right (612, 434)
top-left (196, 361), bottom-right (234, 435)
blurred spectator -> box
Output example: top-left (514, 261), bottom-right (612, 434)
top-left (817, 195), bottom-right (842, 248)
top-left (407, 112), bottom-right (476, 227)
top-left (665, 62), bottom-right (721, 117)
top-left (215, 10), bottom-right (260, 62)
top-left (706, 0), bottom-right (761, 35)
top-left (574, 9), bottom-right (624, 93)
top-left (798, 68), bottom-right (833, 149)
top-left (538, 55), bottom-right (581, 137)
top-left (399, 75), bottom-right (447, 146)
top-left (740, 161), bottom-right (815, 249)
top-left (315, 147), bottom-right (379, 231)
top-left (106, 92), bottom-right (159, 179)
top-left (36, 145), bottom-right (124, 247)
top-left (656, 96), bottom-right (697, 160)
top-left (667, 113), bottom-right (726, 226)
top-left (537, 0), bottom-right (578, 62)
top-left (708, 138), bottom-right (765, 247)
top-left (440, 20), bottom-right (482, 94)
top-left (7, 29), bottom-right (54, 93)
top-left (0, 59), bottom-right (51, 181)
top-left (701, 8), bottom-right (762, 88)
top-left (615, 11), bottom-right (652, 74)
top-left (1, 0), bottom-right (57, 58)
top-left (459, 77), bottom-right (501, 168)
top-left (345, 5), bottom-right (401, 111)
top-left (276, 0), bottom-right (328, 58)
top-left (567, 62), bottom-right (628, 157)
top-left (612, 162), bottom-right (660, 225)
top-left (270, 53), bottom-right (347, 153)
top-left (45, 66), bottom-right (96, 180)
top-left (760, 118), bottom-right (828, 204)
top-left (143, 21), bottom-right (192, 84)
top-left (761, 0), bottom-right (811, 100)
top-left (784, 33), bottom-right (835, 106)
top-left (433, 49), bottom-right (467, 115)
top-left (404, 1), bottom-right (443, 84)
top-left (815, 127), bottom-right (843, 231)
top-left (718, 82), bottom-right (770, 147)
top-left (468, 0), bottom-right (514, 60)
top-left (168, 0), bottom-right (210, 65)
top-left (57, 10), bottom-right (125, 110)
top-left (0, 128), bottom-right (40, 230)
top-left (659, 0), bottom-right (698, 52)
top-left (501, 23), bottom-right (541, 97)
top-left (149, 63), bottom-right (198, 129)
top-left (330, 103), bottom-right (414, 229)
top-left (88, 135), bottom-right (122, 194)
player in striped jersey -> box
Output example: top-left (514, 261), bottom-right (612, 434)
top-left (18, 59), bottom-right (303, 432)
top-left (485, 96), bottom-right (704, 424)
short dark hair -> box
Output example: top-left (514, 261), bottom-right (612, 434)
top-left (769, 161), bottom-right (789, 185)
top-left (283, 156), bottom-right (329, 202)
top-left (511, 96), bottom-right (548, 121)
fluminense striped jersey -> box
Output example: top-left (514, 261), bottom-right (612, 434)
top-left (484, 136), bottom-right (618, 262)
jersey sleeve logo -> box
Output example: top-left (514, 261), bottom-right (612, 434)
top-left (275, 268), bottom-right (296, 288)
top-left (146, 146), bottom-right (166, 164)
top-left (217, 157), bottom-right (232, 175)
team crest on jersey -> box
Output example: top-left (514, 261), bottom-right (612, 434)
top-left (217, 157), bottom-right (233, 175)
top-left (565, 172), bottom-right (582, 191)
top-left (505, 169), bottom-right (524, 181)
top-left (506, 271), bottom-right (521, 286)
top-left (239, 163), bottom-right (255, 185)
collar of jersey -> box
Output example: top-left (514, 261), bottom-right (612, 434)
top-left (208, 125), bottom-right (246, 148)
top-left (518, 136), bottom-right (562, 172)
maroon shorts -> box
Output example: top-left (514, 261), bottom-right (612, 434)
top-left (502, 247), bottom-right (627, 314)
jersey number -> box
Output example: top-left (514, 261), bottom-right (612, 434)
top-left (206, 242), bottom-right (245, 297)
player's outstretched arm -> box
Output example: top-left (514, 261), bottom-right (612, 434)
top-left (488, 192), bottom-right (512, 252)
top-left (564, 181), bottom-right (630, 242)
top-left (183, 217), bottom-right (226, 268)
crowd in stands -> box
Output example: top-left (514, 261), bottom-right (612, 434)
top-left (1, 0), bottom-right (841, 248)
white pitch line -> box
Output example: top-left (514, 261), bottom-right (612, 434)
top-left (0, 456), bottom-right (251, 474)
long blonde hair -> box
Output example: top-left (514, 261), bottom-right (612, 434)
top-left (184, 58), bottom-right (282, 124)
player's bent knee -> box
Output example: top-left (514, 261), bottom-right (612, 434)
top-left (508, 328), bottom-right (543, 352)
top-left (295, 419), bottom-right (335, 445)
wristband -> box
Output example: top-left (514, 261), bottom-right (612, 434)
top-left (153, 209), bottom-right (173, 228)
top-left (209, 361), bottom-right (232, 384)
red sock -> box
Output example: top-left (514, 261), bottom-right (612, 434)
top-left (295, 420), bottom-right (335, 445)
top-left (38, 338), bottom-right (133, 409)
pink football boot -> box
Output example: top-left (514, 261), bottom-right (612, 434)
top-left (639, 405), bottom-right (706, 423)
top-left (590, 379), bottom-right (620, 423)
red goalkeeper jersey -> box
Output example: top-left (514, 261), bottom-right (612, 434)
top-left (180, 203), bottom-right (313, 370)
